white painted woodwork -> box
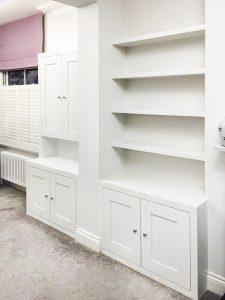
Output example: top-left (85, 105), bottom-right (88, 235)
top-left (62, 53), bottom-right (79, 141)
top-left (28, 167), bottom-right (50, 220)
top-left (56, 0), bottom-right (97, 8)
top-left (39, 52), bottom-right (79, 142)
top-left (113, 69), bottom-right (205, 80)
top-left (112, 108), bottom-right (205, 118)
top-left (102, 188), bottom-right (141, 265)
top-left (51, 173), bottom-right (76, 231)
top-left (141, 200), bottom-right (191, 290)
top-left (76, 3), bottom-right (100, 240)
top-left (42, 4), bottom-right (78, 54)
top-left (99, 0), bottom-right (208, 297)
top-left (113, 25), bottom-right (205, 47)
top-left (40, 55), bottom-right (62, 139)
top-left (112, 140), bottom-right (205, 161)
top-left (28, 156), bottom-right (79, 179)
top-left (27, 162), bottom-right (77, 232)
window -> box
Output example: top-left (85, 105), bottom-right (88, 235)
top-left (2, 68), bottom-right (38, 86)
top-left (8, 70), bottom-right (25, 85)
top-left (25, 69), bottom-right (38, 85)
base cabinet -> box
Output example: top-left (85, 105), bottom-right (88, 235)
top-left (27, 166), bottom-right (76, 232)
top-left (102, 188), bottom-right (207, 300)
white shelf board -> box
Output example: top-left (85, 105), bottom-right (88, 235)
top-left (112, 140), bottom-right (205, 161)
top-left (28, 156), bottom-right (79, 178)
top-left (111, 108), bottom-right (205, 118)
top-left (113, 24), bottom-right (205, 47)
top-left (113, 69), bottom-right (205, 80)
top-left (214, 144), bottom-right (225, 152)
top-left (101, 172), bottom-right (206, 209)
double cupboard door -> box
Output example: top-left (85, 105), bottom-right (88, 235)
top-left (28, 166), bottom-right (76, 231)
top-left (39, 52), bottom-right (79, 141)
top-left (102, 188), bottom-right (191, 290)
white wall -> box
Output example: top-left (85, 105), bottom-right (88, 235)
top-left (44, 5), bottom-right (78, 53)
top-left (205, 0), bottom-right (225, 295)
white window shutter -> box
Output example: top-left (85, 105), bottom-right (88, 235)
top-left (0, 86), bottom-right (40, 152)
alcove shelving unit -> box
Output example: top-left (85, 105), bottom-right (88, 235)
top-left (103, 22), bottom-right (206, 202)
top-left (99, 1), bottom-right (207, 299)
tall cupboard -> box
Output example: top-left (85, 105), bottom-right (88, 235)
top-left (27, 51), bottom-right (79, 238)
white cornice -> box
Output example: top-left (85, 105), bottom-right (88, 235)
top-left (36, 1), bottom-right (77, 15)
top-left (36, 1), bottom-right (61, 12)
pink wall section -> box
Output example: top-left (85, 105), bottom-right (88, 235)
top-left (0, 13), bottom-right (43, 70)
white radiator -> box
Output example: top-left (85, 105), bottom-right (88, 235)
top-left (1, 151), bottom-right (30, 187)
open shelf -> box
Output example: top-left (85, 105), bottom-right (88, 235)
top-left (112, 140), bottom-right (205, 161)
top-left (113, 69), bottom-right (205, 80)
top-left (28, 156), bottom-right (79, 178)
top-left (214, 144), bottom-right (225, 152)
top-left (112, 108), bottom-right (205, 118)
top-left (113, 24), bottom-right (205, 48)
top-left (101, 171), bottom-right (206, 208)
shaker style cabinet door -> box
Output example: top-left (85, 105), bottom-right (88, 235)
top-left (102, 189), bottom-right (141, 265)
top-left (39, 55), bottom-right (63, 139)
top-left (50, 173), bottom-right (76, 231)
top-left (62, 53), bottom-right (79, 141)
top-left (141, 200), bottom-right (191, 290)
top-left (28, 167), bottom-right (50, 220)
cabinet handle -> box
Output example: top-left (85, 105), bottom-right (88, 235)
top-left (133, 229), bottom-right (138, 233)
top-left (58, 96), bottom-right (62, 99)
top-left (143, 233), bottom-right (148, 238)
top-left (45, 195), bottom-right (48, 198)
top-left (63, 96), bottom-right (67, 99)
top-left (51, 197), bottom-right (54, 200)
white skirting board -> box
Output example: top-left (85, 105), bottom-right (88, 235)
top-left (27, 210), bottom-right (101, 252)
top-left (75, 228), bottom-right (101, 252)
top-left (207, 271), bottom-right (225, 296)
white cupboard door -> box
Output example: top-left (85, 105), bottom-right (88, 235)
top-left (50, 174), bottom-right (75, 231)
top-left (102, 189), bottom-right (140, 265)
top-left (141, 200), bottom-right (191, 290)
top-left (28, 167), bottom-right (50, 220)
top-left (40, 55), bottom-right (62, 139)
top-left (62, 53), bottom-right (79, 141)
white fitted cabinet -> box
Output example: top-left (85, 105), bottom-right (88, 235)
top-left (39, 52), bottom-right (79, 142)
top-left (102, 187), bottom-right (207, 300)
top-left (27, 163), bottom-right (76, 232)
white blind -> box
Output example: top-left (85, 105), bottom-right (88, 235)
top-left (0, 86), bottom-right (40, 152)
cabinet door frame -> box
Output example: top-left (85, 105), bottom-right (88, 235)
top-left (39, 55), bottom-right (63, 139)
top-left (27, 166), bottom-right (51, 220)
top-left (50, 173), bottom-right (76, 231)
top-left (62, 52), bottom-right (79, 141)
top-left (102, 188), bottom-right (141, 265)
top-left (141, 199), bottom-right (191, 290)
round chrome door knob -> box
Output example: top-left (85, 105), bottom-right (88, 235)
top-left (143, 233), bottom-right (148, 237)
top-left (133, 229), bottom-right (138, 233)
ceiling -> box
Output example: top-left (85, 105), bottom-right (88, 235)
top-left (0, 0), bottom-right (51, 26)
